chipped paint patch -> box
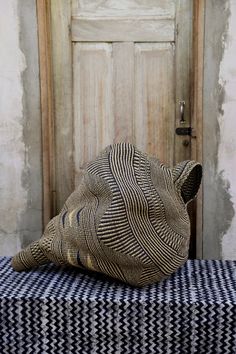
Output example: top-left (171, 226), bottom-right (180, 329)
top-left (218, 0), bottom-right (236, 259)
top-left (17, 0), bottom-right (43, 248)
top-left (0, 0), bottom-right (27, 255)
top-left (203, 0), bottom-right (233, 259)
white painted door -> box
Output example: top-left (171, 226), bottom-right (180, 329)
top-left (50, 0), bottom-right (193, 211)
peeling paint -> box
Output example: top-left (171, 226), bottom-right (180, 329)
top-left (0, 0), bottom-right (27, 255)
top-left (203, 0), bottom-right (233, 259)
top-left (0, 0), bottom-right (42, 256)
top-left (17, 0), bottom-right (43, 248)
top-left (218, 0), bottom-right (236, 259)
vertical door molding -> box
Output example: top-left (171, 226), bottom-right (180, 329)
top-left (174, 0), bottom-right (193, 164)
top-left (36, 0), bottom-right (55, 226)
top-left (175, 0), bottom-right (205, 258)
top-left (175, 0), bottom-right (195, 258)
top-left (192, 0), bottom-right (205, 258)
top-left (50, 0), bottom-right (74, 212)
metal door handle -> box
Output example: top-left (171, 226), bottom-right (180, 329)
top-left (179, 100), bottom-right (185, 124)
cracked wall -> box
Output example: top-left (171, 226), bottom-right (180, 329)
top-left (203, 0), bottom-right (236, 259)
top-left (218, 0), bottom-right (236, 259)
top-left (0, 0), bottom-right (42, 256)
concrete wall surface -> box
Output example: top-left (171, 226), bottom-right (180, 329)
top-left (218, 0), bottom-right (236, 259)
top-left (0, 0), bottom-right (42, 256)
top-left (203, 0), bottom-right (236, 259)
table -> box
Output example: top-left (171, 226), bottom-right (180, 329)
top-left (0, 257), bottom-right (236, 353)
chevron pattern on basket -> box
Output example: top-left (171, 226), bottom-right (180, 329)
top-left (1, 257), bottom-right (236, 354)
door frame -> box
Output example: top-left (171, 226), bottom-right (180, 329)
top-left (191, 0), bottom-right (205, 258)
top-left (36, 0), bottom-right (205, 258)
top-left (37, 0), bottom-right (56, 227)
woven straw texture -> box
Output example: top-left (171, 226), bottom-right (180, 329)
top-left (12, 142), bottom-right (202, 286)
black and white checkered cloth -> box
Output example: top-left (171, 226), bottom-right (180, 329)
top-left (0, 257), bottom-right (236, 353)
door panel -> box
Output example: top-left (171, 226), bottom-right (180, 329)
top-left (72, 0), bottom-right (175, 42)
top-left (72, 0), bottom-right (175, 18)
top-left (50, 0), bottom-right (193, 214)
top-left (73, 43), bottom-right (114, 183)
top-left (73, 41), bottom-right (175, 181)
top-left (134, 43), bottom-right (175, 164)
top-left (113, 42), bottom-right (134, 144)
top-left (72, 18), bottom-right (174, 42)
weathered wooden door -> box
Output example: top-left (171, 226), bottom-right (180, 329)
top-left (50, 0), bottom-right (193, 211)
top-left (46, 0), bottom-right (198, 258)
top-left (37, 0), bottom-right (204, 258)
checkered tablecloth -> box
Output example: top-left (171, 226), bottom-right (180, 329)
top-left (0, 257), bottom-right (236, 353)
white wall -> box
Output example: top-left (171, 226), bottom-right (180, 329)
top-left (0, 0), bottom-right (42, 256)
top-left (219, 0), bottom-right (236, 259)
top-left (0, 0), bottom-right (27, 254)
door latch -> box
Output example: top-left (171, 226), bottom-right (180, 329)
top-left (175, 127), bottom-right (192, 136)
top-left (176, 101), bottom-right (194, 136)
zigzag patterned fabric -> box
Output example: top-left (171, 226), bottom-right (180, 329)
top-left (12, 142), bottom-right (202, 286)
top-left (1, 257), bottom-right (236, 353)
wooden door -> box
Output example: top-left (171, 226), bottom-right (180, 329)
top-left (37, 0), bottom-right (205, 258)
top-left (49, 0), bottom-right (193, 211)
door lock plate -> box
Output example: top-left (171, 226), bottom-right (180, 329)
top-left (175, 127), bottom-right (192, 136)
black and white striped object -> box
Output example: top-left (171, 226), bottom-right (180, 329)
top-left (1, 257), bottom-right (236, 354)
top-left (11, 142), bottom-right (202, 286)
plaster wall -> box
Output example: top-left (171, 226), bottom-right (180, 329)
top-left (0, 0), bottom-right (42, 256)
top-left (203, 0), bottom-right (236, 259)
top-left (218, 1), bottom-right (236, 259)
